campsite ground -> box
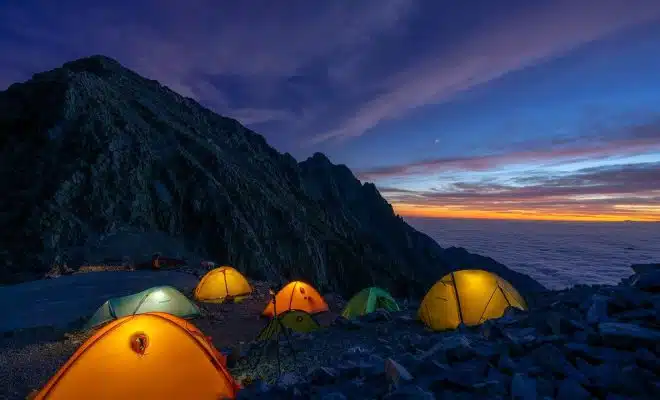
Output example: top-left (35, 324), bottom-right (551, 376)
top-left (0, 268), bottom-right (343, 399)
top-left (4, 265), bottom-right (660, 399)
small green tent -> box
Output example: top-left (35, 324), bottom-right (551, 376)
top-left (341, 287), bottom-right (400, 319)
top-left (85, 285), bottom-right (200, 329)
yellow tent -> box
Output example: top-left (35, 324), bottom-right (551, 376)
top-left (418, 269), bottom-right (527, 331)
top-left (32, 312), bottom-right (239, 400)
top-left (194, 266), bottom-right (252, 303)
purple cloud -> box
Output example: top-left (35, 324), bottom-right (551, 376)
top-left (0, 0), bottom-right (416, 126)
top-left (357, 119), bottom-right (660, 179)
top-left (308, 0), bottom-right (660, 144)
top-left (378, 162), bottom-right (660, 217)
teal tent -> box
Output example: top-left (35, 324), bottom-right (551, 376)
top-left (85, 286), bottom-right (200, 329)
top-left (341, 287), bottom-right (400, 319)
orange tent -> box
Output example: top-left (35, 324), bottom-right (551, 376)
top-left (32, 312), bottom-right (239, 400)
top-left (262, 281), bottom-right (328, 317)
top-left (194, 266), bottom-right (253, 303)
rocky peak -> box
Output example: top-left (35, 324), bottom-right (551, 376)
top-left (0, 55), bottom-right (544, 297)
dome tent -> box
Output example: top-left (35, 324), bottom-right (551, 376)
top-left (33, 313), bottom-right (239, 399)
top-left (262, 281), bottom-right (328, 317)
top-left (194, 266), bottom-right (252, 303)
top-left (256, 310), bottom-right (321, 341)
top-left (85, 286), bottom-right (200, 329)
top-left (418, 269), bottom-right (527, 331)
top-left (341, 287), bottom-right (400, 319)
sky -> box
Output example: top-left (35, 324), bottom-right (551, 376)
top-left (1, 0), bottom-right (659, 222)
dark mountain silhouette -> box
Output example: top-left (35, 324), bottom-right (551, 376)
top-left (0, 55), bottom-right (544, 296)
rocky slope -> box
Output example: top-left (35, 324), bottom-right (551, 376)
top-left (0, 55), bottom-right (542, 296)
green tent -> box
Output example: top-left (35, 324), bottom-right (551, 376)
top-left (85, 285), bottom-right (200, 329)
top-left (341, 287), bottom-right (400, 319)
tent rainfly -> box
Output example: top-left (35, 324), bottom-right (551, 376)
top-left (194, 266), bottom-right (252, 303)
top-left (85, 286), bottom-right (200, 329)
top-left (262, 281), bottom-right (328, 318)
top-left (418, 269), bottom-right (527, 331)
top-left (341, 287), bottom-right (400, 319)
top-left (32, 313), bottom-right (239, 400)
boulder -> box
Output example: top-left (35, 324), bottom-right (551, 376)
top-left (556, 378), bottom-right (590, 400)
top-left (598, 322), bottom-right (660, 349)
top-left (384, 358), bottom-right (413, 387)
top-left (511, 373), bottom-right (537, 400)
top-left (630, 263), bottom-right (660, 275)
top-left (586, 295), bottom-right (610, 324)
top-left (631, 271), bottom-right (660, 292)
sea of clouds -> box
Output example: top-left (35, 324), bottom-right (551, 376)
top-left (406, 217), bottom-right (660, 290)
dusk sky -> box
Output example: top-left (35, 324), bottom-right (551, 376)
top-left (2, 0), bottom-right (659, 222)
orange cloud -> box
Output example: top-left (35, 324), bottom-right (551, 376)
top-left (392, 202), bottom-right (660, 222)
top-left (380, 162), bottom-right (660, 222)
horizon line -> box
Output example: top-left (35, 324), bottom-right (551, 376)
top-left (393, 204), bottom-right (660, 223)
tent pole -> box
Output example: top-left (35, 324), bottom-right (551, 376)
top-left (450, 272), bottom-right (465, 324)
top-left (273, 288), bottom-right (281, 378)
top-left (277, 317), bottom-right (297, 363)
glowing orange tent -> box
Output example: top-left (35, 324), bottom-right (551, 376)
top-left (32, 312), bottom-right (239, 400)
top-left (194, 266), bottom-right (253, 303)
top-left (262, 281), bottom-right (328, 317)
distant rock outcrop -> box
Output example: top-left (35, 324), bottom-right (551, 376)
top-left (0, 55), bottom-right (543, 296)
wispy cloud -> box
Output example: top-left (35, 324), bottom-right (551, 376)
top-left (308, 0), bottom-right (660, 144)
top-left (0, 0), bottom-right (417, 127)
top-left (358, 119), bottom-right (660, 180)
top-left (379, 162), bottom-right (660, 221)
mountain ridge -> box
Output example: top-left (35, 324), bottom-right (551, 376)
top-left (0, 54), bottom-right (544, 296)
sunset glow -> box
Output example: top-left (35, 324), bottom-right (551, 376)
top-left (392, 202), bottom-right (660, 222)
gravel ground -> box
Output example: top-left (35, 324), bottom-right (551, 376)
top-left (0, 273), bottom-right (345, 399)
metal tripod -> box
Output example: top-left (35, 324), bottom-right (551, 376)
top-left (250, 288), bottom-right (298, 378)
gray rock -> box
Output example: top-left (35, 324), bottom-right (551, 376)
top-left (237, 380), bottom-right (272, 399)
top-left (335, 361), bottom-right (361, 379)
top-left (529, 344), bottom-right (573, 376)
top-left (320, 392), bottom-right (347, 400)
top-left (564, 342), bottom-right (604, 364)
top-left (598, 322), bottom-right (660, 348)
top-left (361, 309), bottom-right (392, 323)
top-left (383, 385), bottom-right (435, 399)
top-left (416, 340), bottom-right (448, 364)
top-left (634, 348), bottom-right (660, 374)
top-left (471, 379), bottom-right (506, 396)
top-left (511, 373), bottom-right (537, 400)
top-left (384, 358), bottom-right (413, 386)
top-left (586, 295), bottom-right (610, 324)
top-left (632, 271), bottom-right (660, 292)
top-left (497, 354), bottom-right (517, 374)
top-left (309, 367), bottom-right (338, 385)
top-left (442, 334), bottom-right (477, 362)
top-left (556, 378), bottom-right (590, 400)
top-left (630, 263), bottom-right (660, 275)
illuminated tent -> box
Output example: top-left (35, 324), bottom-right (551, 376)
top-left (256, 310), bottom-right (320, 341)
top-left (194, 266), bottom-right (253, 303)
top-left (341, 287), bottom-right (400, 319)
top-left (85, 286), bottom-right (200, 329)
top-left (32, 313), bottom-right (239, 400)
top-left (418, 269), bottom-right (527, 331)
top-left (262, 281), bottom-right (328, 317)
